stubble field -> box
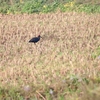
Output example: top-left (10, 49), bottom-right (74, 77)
top-left (0, 12), bottom-right (100, 100)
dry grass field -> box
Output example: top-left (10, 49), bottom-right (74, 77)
top-left (0, 12), bottom-right (100, 100)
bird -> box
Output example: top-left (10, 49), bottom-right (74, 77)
top-left (29, 35), bottom-right (41, 44)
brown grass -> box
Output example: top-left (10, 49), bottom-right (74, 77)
top-left (0, 12), bottom-right (100, 99)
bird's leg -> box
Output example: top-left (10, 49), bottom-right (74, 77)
top-left (34, 43), bottom-right (37, 49)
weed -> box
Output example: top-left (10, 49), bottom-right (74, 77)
top-left (0, 12), bottom-right (100, 99)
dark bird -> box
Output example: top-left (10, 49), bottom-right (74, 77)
top-left (29, 35), bottom-right (41, 43)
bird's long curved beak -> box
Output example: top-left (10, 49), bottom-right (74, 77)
top-left (40, 36), bottom-right (42, 39)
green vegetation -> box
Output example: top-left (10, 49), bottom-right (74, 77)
top-left (92, 46), bottom-right (100, 59)
top-left (0, 0), bottom-right (100, 14)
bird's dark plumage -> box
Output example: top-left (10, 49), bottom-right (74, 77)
top-left (29, 35), bottom-right (41, 43)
